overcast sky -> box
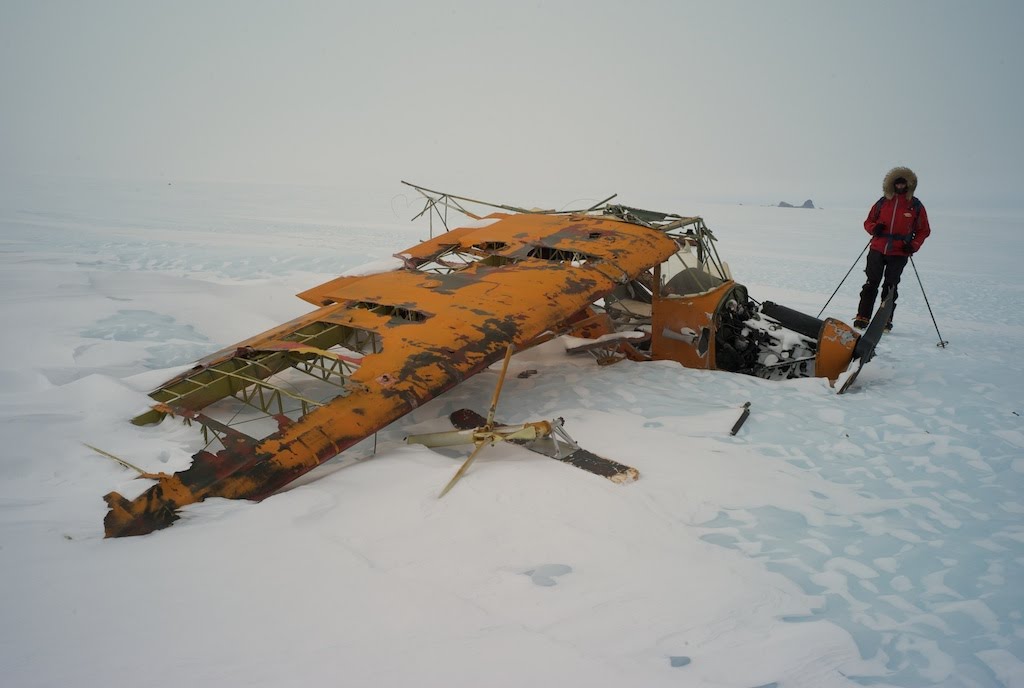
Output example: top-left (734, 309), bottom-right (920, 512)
top-left (2, 1), bottom-right (1022, 210)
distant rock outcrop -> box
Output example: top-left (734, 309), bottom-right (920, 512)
top-left (778, 199), bottom-right (816, 209)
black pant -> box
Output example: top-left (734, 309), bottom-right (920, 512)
top-left (857, 250), bottom-right (908, 321)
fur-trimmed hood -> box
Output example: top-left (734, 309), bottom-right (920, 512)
top-left (883, 166), bottom-right (918, 200)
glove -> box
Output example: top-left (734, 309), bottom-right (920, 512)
top-left (872, 223), bottom-right (885, 236)
top-left (903, 241), bottom-right (916, 254)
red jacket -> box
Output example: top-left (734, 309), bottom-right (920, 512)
top-left (864, 194), bottom-right (930, 256)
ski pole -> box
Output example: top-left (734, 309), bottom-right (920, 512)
top-left (908, 256), bottom-right (948, 348)
top-left (817, 240), bottom-right (871, 318)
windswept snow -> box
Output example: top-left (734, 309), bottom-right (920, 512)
top-left (1, 178), bottom-right (1022, 687)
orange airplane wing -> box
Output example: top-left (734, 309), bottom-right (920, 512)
top-left (104, 212), bottom-right (677, 537)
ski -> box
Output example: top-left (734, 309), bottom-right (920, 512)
top-left (838, 296), bottom-right (894, 395)
top-left (837, 359), bottom-right (865, 395)
top-left (449, 409), bottom-right (639, 483)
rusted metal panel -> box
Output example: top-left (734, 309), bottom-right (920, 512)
top-left (396, 225), bottom-right (481, 262)
top-left (295, 274), bottom-right (380, 307)
top-left (816, 318), bottom-right (859, 381)
top-left (650, 282), bottom-right (734, 369)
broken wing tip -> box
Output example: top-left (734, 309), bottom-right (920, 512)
top-left (102, 490), bottom-right (179, 539)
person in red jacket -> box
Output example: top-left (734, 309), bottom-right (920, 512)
top-left (854, 166), bottom-right (931, 331)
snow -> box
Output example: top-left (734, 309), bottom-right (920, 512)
top-left (1, 176), bottom-right (1023, 687)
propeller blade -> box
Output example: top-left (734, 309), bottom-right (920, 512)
top-left (485, 345), bottom-right (515, 428)
top-left (439, 440), bottom-right (489, 499)
top-left (405, 428), bottom-right (476, 448)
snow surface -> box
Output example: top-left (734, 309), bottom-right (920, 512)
top-left (1, 177), bottom-right (1022, 687)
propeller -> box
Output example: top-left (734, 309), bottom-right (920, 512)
top-left (437, 344), bottom-right (515, 498)
top-left (405, 343), bottom-right (640, 490)
top-left (404, 344), bottom-right (557, 498)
